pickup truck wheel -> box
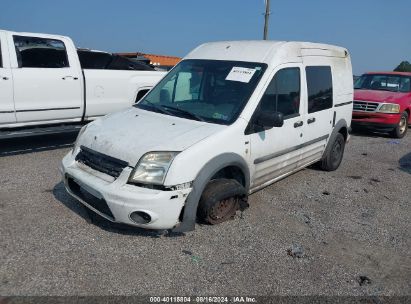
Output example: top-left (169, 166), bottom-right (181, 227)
top-left (390, 112), bottom-right (408, 138)
top-left (320, 133), bottom-right (345, 171)
top-left (197, 179), bottom-right (246, 225)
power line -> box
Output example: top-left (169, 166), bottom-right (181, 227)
top-left (263, 0), bottom-right (270, 40)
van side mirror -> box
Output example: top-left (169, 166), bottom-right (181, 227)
top-left (255, 111), bottom-right (284, 128)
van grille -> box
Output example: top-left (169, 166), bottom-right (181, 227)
top-left (353, 100), bottom-right (379, 112)
top-left (75, 146), bottom-right (128, 178)
top-left (67, 177), bottom-right (114, 220)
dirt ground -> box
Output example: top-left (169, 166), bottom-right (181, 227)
top-left (0, 130), bottom-right (410, 296)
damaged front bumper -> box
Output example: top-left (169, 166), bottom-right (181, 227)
top-left (60, 153), bottom-right (192, 230)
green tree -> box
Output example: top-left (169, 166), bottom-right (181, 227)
top-left (394, 61), bottom-right (411, 72)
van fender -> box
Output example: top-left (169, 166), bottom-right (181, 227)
top-left (322, 119), bottom-right (348, 159)
top-left (171, 153), bottom-right (250, 233)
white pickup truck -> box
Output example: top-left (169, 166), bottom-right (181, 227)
top-left (0, 30), bottom-right (165, 138)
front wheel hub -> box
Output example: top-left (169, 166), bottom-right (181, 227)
top-left (399, 116), bottom-right (407, 134)
top-left (209, 197), bottom-right (238, 222)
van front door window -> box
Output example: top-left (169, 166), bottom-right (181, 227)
top-left (259, 67), bottom-right (301, 119)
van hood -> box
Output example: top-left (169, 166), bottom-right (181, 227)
top-left (78, 107), bottom-right (225, 166)
top-left (354, 89), bottom-right (408, 103)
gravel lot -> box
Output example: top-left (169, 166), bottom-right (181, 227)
top-left (0, 130), bottom-right (410, 296)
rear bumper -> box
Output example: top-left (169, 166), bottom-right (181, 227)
top-left (352, 112), bottom-right (400, 130)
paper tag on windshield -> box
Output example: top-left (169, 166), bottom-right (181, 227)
top-left (226, 67), bottom-right (256, 83)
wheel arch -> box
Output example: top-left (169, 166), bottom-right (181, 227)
top-left (338, 125), bottom-right (348, 142)
top-left (172, 153), bottom-right (250, 233)
top-left (322, 118), bottom-right (348, 160)
top-left (210, 165), bottom-right (247, 188)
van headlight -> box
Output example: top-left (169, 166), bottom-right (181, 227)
top-left (128, 152), bottom-right (179, 185)
top-left (72, 124), bottom-right (88, 154)
top-left (378, 103), bottom-right (400, 114)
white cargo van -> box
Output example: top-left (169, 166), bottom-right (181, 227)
top-left (61, 41), bottom-right (353, 232)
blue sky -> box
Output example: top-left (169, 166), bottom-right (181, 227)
top-left (1, 0), bottom-right (410, 74)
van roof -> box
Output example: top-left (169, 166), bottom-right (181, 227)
top-left (184, 40), bottom-right (348, 64)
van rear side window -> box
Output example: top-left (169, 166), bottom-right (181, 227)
top-left (306, 66), bottom-right (333, 113)
top-left (13, 35), bottom-right (69, 68)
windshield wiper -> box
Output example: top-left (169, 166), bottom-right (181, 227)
top-left (160, 105), bottom-right (206, 122)
top-left (375, 88), bottom-right (397, 92)
top-left (138, 100), bottom-right (174, 116)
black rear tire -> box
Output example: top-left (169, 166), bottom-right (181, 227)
top-left (320, 133), bottom-right (345, 171)
top-left (197, 179), bottom-right (246, 225)
top-left (390, 112), bottom-right (408, 138)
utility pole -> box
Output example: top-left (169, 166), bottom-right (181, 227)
top-left (263, 0), bottom-right (270, 40)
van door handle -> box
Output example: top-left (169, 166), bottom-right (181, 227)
top-left (294, 121), bottom-right (303, 128)
top-left (1, 76), bottom-right (9, 80)
top-left (62, 76), bottom-right (78, 80)
top-left (307, 117), bottom-right (316, 124)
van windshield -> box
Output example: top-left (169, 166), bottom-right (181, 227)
top-left (135, 59), bottom-right (267, 124)
top-left (354, 74), bottom-right (411, 93)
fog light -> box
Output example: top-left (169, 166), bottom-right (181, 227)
top-left (130, 211), bottom-right (151, 224)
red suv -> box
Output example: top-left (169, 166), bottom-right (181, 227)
top-left (353, 72), bottom-right (411, 138)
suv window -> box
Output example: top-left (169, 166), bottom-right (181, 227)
top-left (0, 41), bottom-right (2, 68)
top-left (13, 35), bottom-right (69, 68)
top-left (258, 67), bottom-right (300, 118)
top-left (306, 66), bottom-right (333, 113)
